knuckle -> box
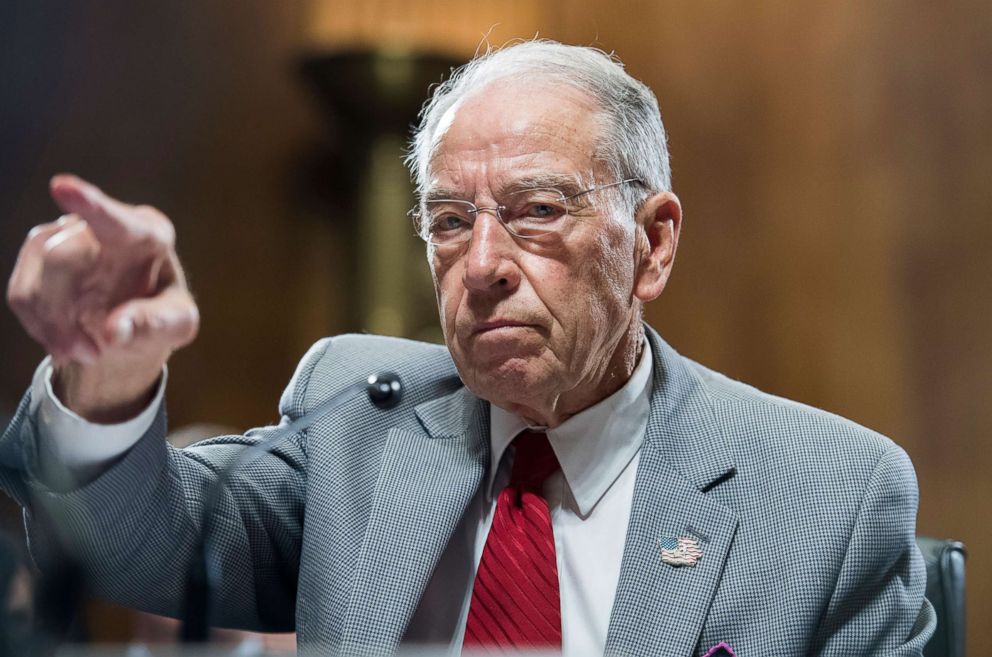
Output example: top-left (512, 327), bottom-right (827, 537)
top-left (186, 305), bottom-right (201, 331)
top-left (26, 220), bottom-right (60, 244)
top-left (134, 205), bottom-right (176, 248)
top-left (133, 204), bottom-right (163, 220)
top-left (41, 236), bottom-right (82, 265)
top-left (159, 219), bottom-right (176, 248)
top-left (6, 286), bottom-right (30, 311)
top-left (27, 224), bottom-right (51, 241)
top-left (27, 215), bottom-right (79, 244)
top-left (6, 271), bottom-right (34, 311)
top-left (178, 314), bottom-right (199, 346)
top-left (167, 301), bottom-right (200, 347)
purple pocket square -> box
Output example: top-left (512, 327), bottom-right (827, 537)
top-left (701, 642), bottom-right (736, 657)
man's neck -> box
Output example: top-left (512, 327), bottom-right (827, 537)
top-left (501, 322), bottom-right (646, 428)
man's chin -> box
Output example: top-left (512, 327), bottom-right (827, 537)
top-left (456, 329), bottom-right (543, 365)
top-left (454, 350), bottom-right (550, 405)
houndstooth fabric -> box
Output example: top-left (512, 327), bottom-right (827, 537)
top-left (0, 327), bottom-right (934, 656)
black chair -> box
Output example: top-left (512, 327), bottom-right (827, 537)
top-left (917, 536), bottom-right (966, 657)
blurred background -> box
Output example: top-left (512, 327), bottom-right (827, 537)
top-left (0, 0), bottom-right (988, 651)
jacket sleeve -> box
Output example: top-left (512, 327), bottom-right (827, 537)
top-left (811, 444), bottom-right (936, 656)
top-left (0, 337), bottom-right (333, 632)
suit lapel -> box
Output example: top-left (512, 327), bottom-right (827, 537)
top-left (605, 329), bottom-right (739, 657)
top-left (339, 387), bottom-right (488, 655)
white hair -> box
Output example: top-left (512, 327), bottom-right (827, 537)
top-left (406, 40), bottom-right (672, 218)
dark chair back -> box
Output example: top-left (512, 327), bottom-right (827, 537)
top-left (917, 536), bottom-right (966, 657)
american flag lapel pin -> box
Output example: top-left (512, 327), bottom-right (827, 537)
top-left (658, 533), bottom-right (703, 567)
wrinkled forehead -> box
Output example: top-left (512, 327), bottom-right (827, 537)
top-left (423, 77), bottom-right (606, 199)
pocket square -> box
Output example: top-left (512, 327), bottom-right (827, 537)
top-left (701, 642), bottom-right (736, 657)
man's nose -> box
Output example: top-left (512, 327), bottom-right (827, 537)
top-left (462, 213), bottom-right (521, 293)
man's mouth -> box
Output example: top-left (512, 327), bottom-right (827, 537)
top-left (471, 320), bottom-right (536, 336)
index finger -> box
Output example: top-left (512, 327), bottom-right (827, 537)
top-left (49, 174), bottom-right (172, 247)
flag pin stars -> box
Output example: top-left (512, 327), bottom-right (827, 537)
top-left (659, 534), bottom-right (703, 567)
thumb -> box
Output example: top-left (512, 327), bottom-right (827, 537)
top-left (103, 286), bottom-right (200, 351)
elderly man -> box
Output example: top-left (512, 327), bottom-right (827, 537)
top-left (1, 41), bottom-right (933, 655)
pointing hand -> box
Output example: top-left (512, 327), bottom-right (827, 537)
top-left (7, 175), bottom-right (199, 420)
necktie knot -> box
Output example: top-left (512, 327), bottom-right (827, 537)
top-left (510, 430), bottom-right (559, 489)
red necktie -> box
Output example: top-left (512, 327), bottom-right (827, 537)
top-left (463, 430), bottom-right (562, 652)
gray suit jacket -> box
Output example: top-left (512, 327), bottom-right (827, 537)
top-left (0, 327), bottom-right (935, 656)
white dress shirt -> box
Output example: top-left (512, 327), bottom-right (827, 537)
top-left (32, 340), bottom-right (653, 656)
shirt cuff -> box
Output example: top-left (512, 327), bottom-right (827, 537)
top-left (30, 356), bottom-right (167, 473)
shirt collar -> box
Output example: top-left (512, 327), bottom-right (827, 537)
top-left (488, 339), bottom-right (654, 516)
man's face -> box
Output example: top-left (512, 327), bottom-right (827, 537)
top-left (425, 78), bottom-right (649, 424)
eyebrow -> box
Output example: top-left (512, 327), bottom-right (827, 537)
top-left (423, 187), bottom-right (469, 202)
top-left (502, 173), bottom-right (586, 196)
top-left (424, 172), bottom-right (587, 202)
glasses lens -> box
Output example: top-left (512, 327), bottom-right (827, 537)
top-left (502, 188), bottom-right (570, 238)
top-left (423, 200), bottom-right (475, 244)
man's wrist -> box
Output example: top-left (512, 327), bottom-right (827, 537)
top-left (51, 359), bottom-right (163, 424)
top-left (31, 356), bottom-right (167, 475)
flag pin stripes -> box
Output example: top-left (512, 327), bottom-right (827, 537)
top-left (658, 534), bottom-right (703, 567)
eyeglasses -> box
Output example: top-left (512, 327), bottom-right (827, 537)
top-left (416, 178), bottom-right (643, 246)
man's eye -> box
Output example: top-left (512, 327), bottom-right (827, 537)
top-left (432, 214), bottom-right (470, 232)
top-left (521, 202), bottom-right (566, 220)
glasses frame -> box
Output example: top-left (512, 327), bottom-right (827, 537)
top-left (416, 178), bottom-right (644, 246)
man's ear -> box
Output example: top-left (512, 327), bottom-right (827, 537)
top-left (633, 191), bottom-right (682, 303)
